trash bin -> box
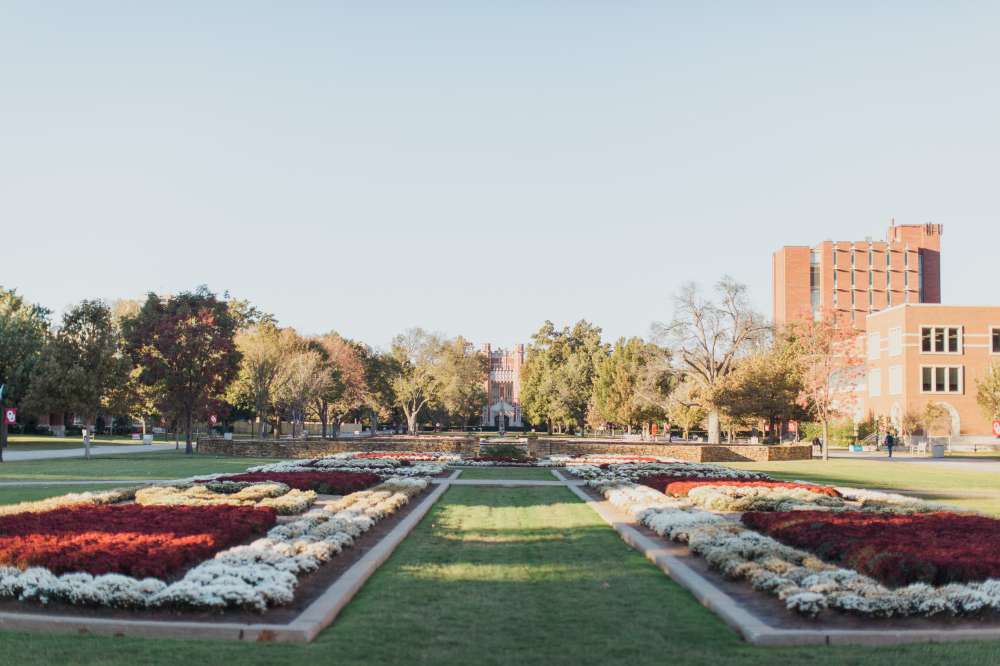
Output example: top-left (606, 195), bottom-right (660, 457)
top-left (142, 434), bottom-right (154, 445)
top-left (931, 443), bottom-right (946, 458)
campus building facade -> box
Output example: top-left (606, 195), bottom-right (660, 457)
top-left (480, 344), bottom-right (524, 429)
top-left (862, 305), bottom-right (1000, 443)
top-left (773, 222), bottom-right (943, 328)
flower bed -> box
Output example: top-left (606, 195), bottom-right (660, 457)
top-left (136, 483), bottom-right (317, 515)
top-left (244, 455), bottom-right (447, 478)
top-left (591, 479), bottom-right (1000, 618)
top-left (0, 504), bottom-right (276, 579)
top-left (352, 452), bottom-right (443, 462)
top-left (203, 471), bottom-right (381, 494)
top-left (569, 461), bottom-right (770, 482)
top-left (742, 510), bottom-right (1000, 587)
top-left (652, 478), bottom-right (841, 498)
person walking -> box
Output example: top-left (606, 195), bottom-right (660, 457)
top-left (885, 432), bottom-right (895, 459)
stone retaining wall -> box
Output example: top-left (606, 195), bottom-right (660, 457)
top-left (197, 436), bottom-right (812, 462)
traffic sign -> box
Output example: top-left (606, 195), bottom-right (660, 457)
top-left (3, 408), bottom-right (16, 425)
top-left (993, 419), bottom-right (1000, 438)
top-left (209, 414), bottom-right (218, 425)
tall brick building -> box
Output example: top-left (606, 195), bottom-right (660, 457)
top-left (773, 222), bottom-right (943, 328)
top-left (479, 344), bottom-right (524, 429)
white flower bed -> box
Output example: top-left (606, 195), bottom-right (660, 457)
top-left (568, 461), bottom-right (770, 482)
top-left (245, 456), bottom-right (446, 478)
top-left (0, 476), bottom-right (430, 611)
top-left (135, 483), bottom-right (318, 516)
top-left (0, 487), bottom-right (138, 517)
top-left (682, 485), bottom-right (845, 512)
top-left (592, 479), bottom-right (1000, 618)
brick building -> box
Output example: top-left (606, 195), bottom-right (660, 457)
top-left (773, 222), bottom-right (943, 328)
top-left (862, 305), bottom-right (1000, 443)
top-left (480, 344), bottom-right (524, 429)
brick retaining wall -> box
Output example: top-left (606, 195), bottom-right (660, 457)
top-left (197, 436), bottom-right (812, 462)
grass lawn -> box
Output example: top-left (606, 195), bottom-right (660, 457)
top-left (0, 485), bottom-right (998, 664)
top-left (0, 451), bottom-right (280, 481)
top-left (727, 459), bottom-right (1000, 515)
top-left (0, 483), bottom-right (131, 504)
top-left (455, 467), bottom-right (558, 480)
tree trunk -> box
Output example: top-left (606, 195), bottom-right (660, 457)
top-left (822, 419), bottom-right (830, 461)
top-left (707, 409), bottom-right (721, 443)
top-left (0, 418), bottom-right (6, 462)
top-left (185, 410), bottom-right (193, 455)
top-left (406, 411), bottom-right (418, 435)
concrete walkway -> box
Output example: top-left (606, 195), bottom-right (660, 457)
top-left (830, 449), bottom-right (1000, 472)
top-left (1, 443), bottom-right (176, 462)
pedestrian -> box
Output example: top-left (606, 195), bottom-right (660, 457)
top-left (885, 432), bottom-right (895, 459)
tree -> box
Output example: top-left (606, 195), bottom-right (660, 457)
top-left (390, 328), bottom-right (445, 434)
top-left (976, 362), bottom-right (1000, 423)
top-left (24, 300), bottom-right (130, 458)
top-left (312, 334), bottom-right (366, 438)
top-left (230, 322), bottom-right (287, 438)
top-left (122, 288), bottom-right (241, 454)
top-left (360, 347), bottom-right (399, 432)
top-left (520, 320), bottom-right (607, 433)
top-left (788, 316), bottom-right (863, 460)
top-left (437, 337), bottom-right (488, 428)
top-left (665, 378), bottom-right (707, 440)
top-left (711, 341), bottom-right (806, 442)
top-left (0, 288), bottom-right (50, 457)
top-left (921, 402), bottom-right (951, 438)
top-left (590, 337), bottom-right (660, 432)
top-left (656, 278), bottom-right (768, 443)
top-left (276, 345), bottom-right (329, 438)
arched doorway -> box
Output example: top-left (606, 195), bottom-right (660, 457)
top-left (932, 401), bottom-right (961, 437)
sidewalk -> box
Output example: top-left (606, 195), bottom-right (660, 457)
top-left (0, 443), bottom-right (177, 462)
top-left (829, 449), bottom-right (1000, 472)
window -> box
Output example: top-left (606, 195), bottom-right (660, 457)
top-left (868, 332), bottom-right (880, 360)
top-left (888, 327), bottom-right (902, 356)
top-left (868, 369), bottom-right (881, 397)
top-left (992, 327), bottom-right (1000, 354)
top-left (921, 365), bottom-right (963, 394)
top-left (889, 365), bottom-right (903, 395)
top-left (920, 326), bottom-right (961, 353)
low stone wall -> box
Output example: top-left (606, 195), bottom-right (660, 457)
top-left (198, 436), bottom-right (812, 462)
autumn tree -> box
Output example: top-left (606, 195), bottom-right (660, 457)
top-left (665, 378), bottom-right (707, 440)
top-left (312, 334), bottom-right (367, 438)
top-left (24, 300), bottom-right (130, 458)
top-left (122, 288), bottom-right (241, 454)
top-left (0, 288), bottom-right (50, 456)
top-left (390, 328), bottom-right (445, 434)
top-left (976, 362), bottom-right (1000, 423)
top-left (437, 337), bottom-right (488, 428)
top-left (788, 316), bottom-right (862, 460)
top-left (656, 278), bottom-right (767, 443)
top-left (711, 341), bottom-right (806, 442)
top-left (230, 322), bottom-right (288, 438)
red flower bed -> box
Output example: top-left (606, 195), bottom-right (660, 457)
top-left (0, 504), bottom-right (275, 579)
top-left (208, 471), bottom-right (381, 494)
top-left (742, 510), bottom-right (1000, 587)
top-left (652, 477), bottom-right (840, 498)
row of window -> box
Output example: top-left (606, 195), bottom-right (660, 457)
top-left (869, 365), bottom-right (965, 396)
top-left (869, 326), bottom-right (1000, 359)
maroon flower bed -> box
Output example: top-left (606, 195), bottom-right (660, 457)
top-left (742, 510), bottom-right (1000, 587)
top-left (207, 471), bottom-right (381, 494)
top-left (655, 478), bottom-right (840, 498)
top-left (0, 504), bottom-right (275, 579)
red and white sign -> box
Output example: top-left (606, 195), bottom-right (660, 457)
top-left (209, 414), bottom-right (218, 425)
top-left (993, 419), bottom-right (1000, 438)
top-left (2, 408), bottom-right (15, 425)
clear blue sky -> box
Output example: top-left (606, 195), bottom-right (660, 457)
top-left (3, 2), bottom-right (998, 349)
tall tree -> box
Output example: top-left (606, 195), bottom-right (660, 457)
top-left (788, 316), bottom-right (863, 460)
top-left (437, 336), bottom-right (488, 428)
top-left (390, 328), bottom-right (445, 434)
top-left (0, 288), bottom-right (50, 457)
top-left (360, 347), bottom-right (399, 432)
top-left (665, 378), bottom-right (707, 440)
top-left (521, 320), bottom-right (607, 433)
top-left (24, 300), bottom-right (130, 458)
top-left (122, 288), bottom-right (241, 454)
top-left (656, 277), bottom-right (768, 443)
top-left (230, 322), bottom-right (288, 438)
top-left (711, 341), bottom-right (806, 441)
top-left (589, 337), bottom-right (660, 432)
